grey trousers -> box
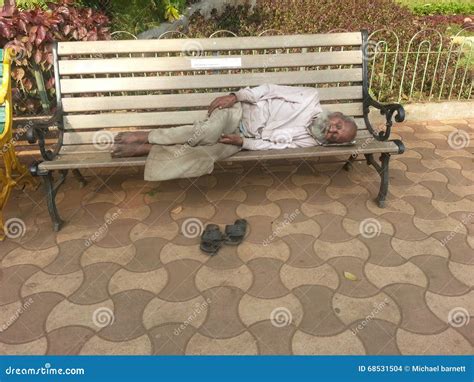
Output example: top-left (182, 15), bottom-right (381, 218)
top-left (144, 103), bottom-right (243, 181)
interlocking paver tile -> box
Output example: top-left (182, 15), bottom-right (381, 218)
top-left (0, 292), bottom-right (63, 344)
top-left (292, 330), bottom-right (365, 354)
top-left (249, 321), bottom-right (296, 354)
top-left (149, 324), bottom-right (196, 355)
top-left (196, 264), bottom-right (252, 292)
top-left (98, 290), bottom-right (155, 342)
top-left (349, 319), bottom-right (400, 355)
top-left (384, 284), bottom-right (446, 334)
top-left (186, 332), bottom-right (258, 355)
top-left (125, 238), bottom-right (165, 271)
top-left (46, 326), bottom-right (95, 355)
top-left (199, 287), bottom-right (246, 339)
top-left (397, 328), bottom-right (472, 355)
top-left (293, 285), bottom-right (345, 336)
top-left (327, 257), bottom-right (379, 298)
top-left (80, 334), bottom-right (152, 355)
top-left (2, 118), bottom-right (473, 355)
top-left (0, 265), bottom-right (39, 305)
top-left (158, 260), bottom-right (201, 302)
top-left (410, 255), bottom-right (470, 295)
top-left (247, 258), bottom-right (289, 299)
top-left (282, 234), bottom-right (325, 267)
top-left (69, 263), bottom-right (120, 305)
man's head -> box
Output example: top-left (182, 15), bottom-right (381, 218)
top-left (310, 111), bottom-right (358, 144)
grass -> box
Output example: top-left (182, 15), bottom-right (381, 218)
top-left (397, 0), bottom-right (473, 7)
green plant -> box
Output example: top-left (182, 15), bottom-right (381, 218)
top-left (1, 0), bottom-right (110, 114)
top-left (411, 2), bottom-right (474, 15)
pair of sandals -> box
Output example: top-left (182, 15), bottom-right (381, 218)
top-left (200, 219), bottom-right (248, 255)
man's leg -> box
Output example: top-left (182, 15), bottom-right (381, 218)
top-left (112, 103), bottom-right (242, 157)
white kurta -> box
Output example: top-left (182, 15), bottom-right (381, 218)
top-left (233, 84), bottom-right (324, 150)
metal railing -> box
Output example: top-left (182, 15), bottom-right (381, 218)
top-left (368, 27), bottom-right (473, 103)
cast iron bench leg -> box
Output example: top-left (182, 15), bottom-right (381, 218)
top-left (343, 154), bottom-right (357, 171)
top-left (41, 170), bottom-right (67, 232)
top-left (72, 169), bottom-right (87, 188)
top-left (364, 153), bottom-right (390, 208)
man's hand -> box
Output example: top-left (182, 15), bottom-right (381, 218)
top-left (208, 94), bottom-right (237, 116)
top-left (218, 134), bottom-right (243, 146)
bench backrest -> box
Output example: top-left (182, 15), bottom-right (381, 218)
top-left (55, 32), bottom-right (368, 146)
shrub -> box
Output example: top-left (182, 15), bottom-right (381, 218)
top-left (0, 0), bottom-right (110, 114)
top-left (411, 2), bottom-right (474, 16)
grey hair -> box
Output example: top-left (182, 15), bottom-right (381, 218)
top-left (329, 112), bottom-right (357, 140)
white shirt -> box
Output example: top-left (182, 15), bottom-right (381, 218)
top-left (234, 84), bottom-right (323, 150)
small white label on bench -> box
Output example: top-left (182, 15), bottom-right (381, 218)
top-left (190, 57), bottom-right (242, 69)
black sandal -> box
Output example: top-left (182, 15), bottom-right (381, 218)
top-left (224, 219), bottom-right (248, 245)
top-left (200, 224), bottom-right (225, 255)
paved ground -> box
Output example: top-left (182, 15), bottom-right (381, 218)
top-left (0, 119), bottom-right (473, 355)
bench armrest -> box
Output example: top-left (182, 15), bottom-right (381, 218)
top-left (26, 107), bottom-right (64, 162)
top-left (363, 95), bottom-right (405, 141)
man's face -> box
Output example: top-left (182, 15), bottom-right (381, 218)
top-left (325, 115), bottom-right (352, 143)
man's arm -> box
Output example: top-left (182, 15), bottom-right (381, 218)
top-left (218, 134), bottom-right (293, 150)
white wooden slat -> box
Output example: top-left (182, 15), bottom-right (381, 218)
top-left (63, 103), bottom-right (364, 130)
top-left (62, 86), bottom-right (363, 112)
top-left (58, 33), bottom-right (362, 55)
top-left (60, 69), bottom-right (362, 94)
top-left (58, 51), bottom-right (362, 75)
top-left (42, 139), bottom-right (399, 171)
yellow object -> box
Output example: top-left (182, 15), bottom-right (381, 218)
top-left (0, 47), bottom-right (37, 240)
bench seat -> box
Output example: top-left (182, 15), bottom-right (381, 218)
top-left (26, 31), bottom-right (406, 231)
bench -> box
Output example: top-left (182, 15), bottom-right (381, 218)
top-left (26, 30), bottom-right (405, 232)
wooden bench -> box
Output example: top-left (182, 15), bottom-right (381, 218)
top-left (26, 30), bottom-right (405, 231)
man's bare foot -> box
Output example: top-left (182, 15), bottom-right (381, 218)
top-left (112, 143), bottom-right (152, 158)
top-left (114, 131), bottom-right (149, 145)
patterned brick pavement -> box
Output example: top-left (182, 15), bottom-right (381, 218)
top-left (1, 119), bottom-right (473, 355)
